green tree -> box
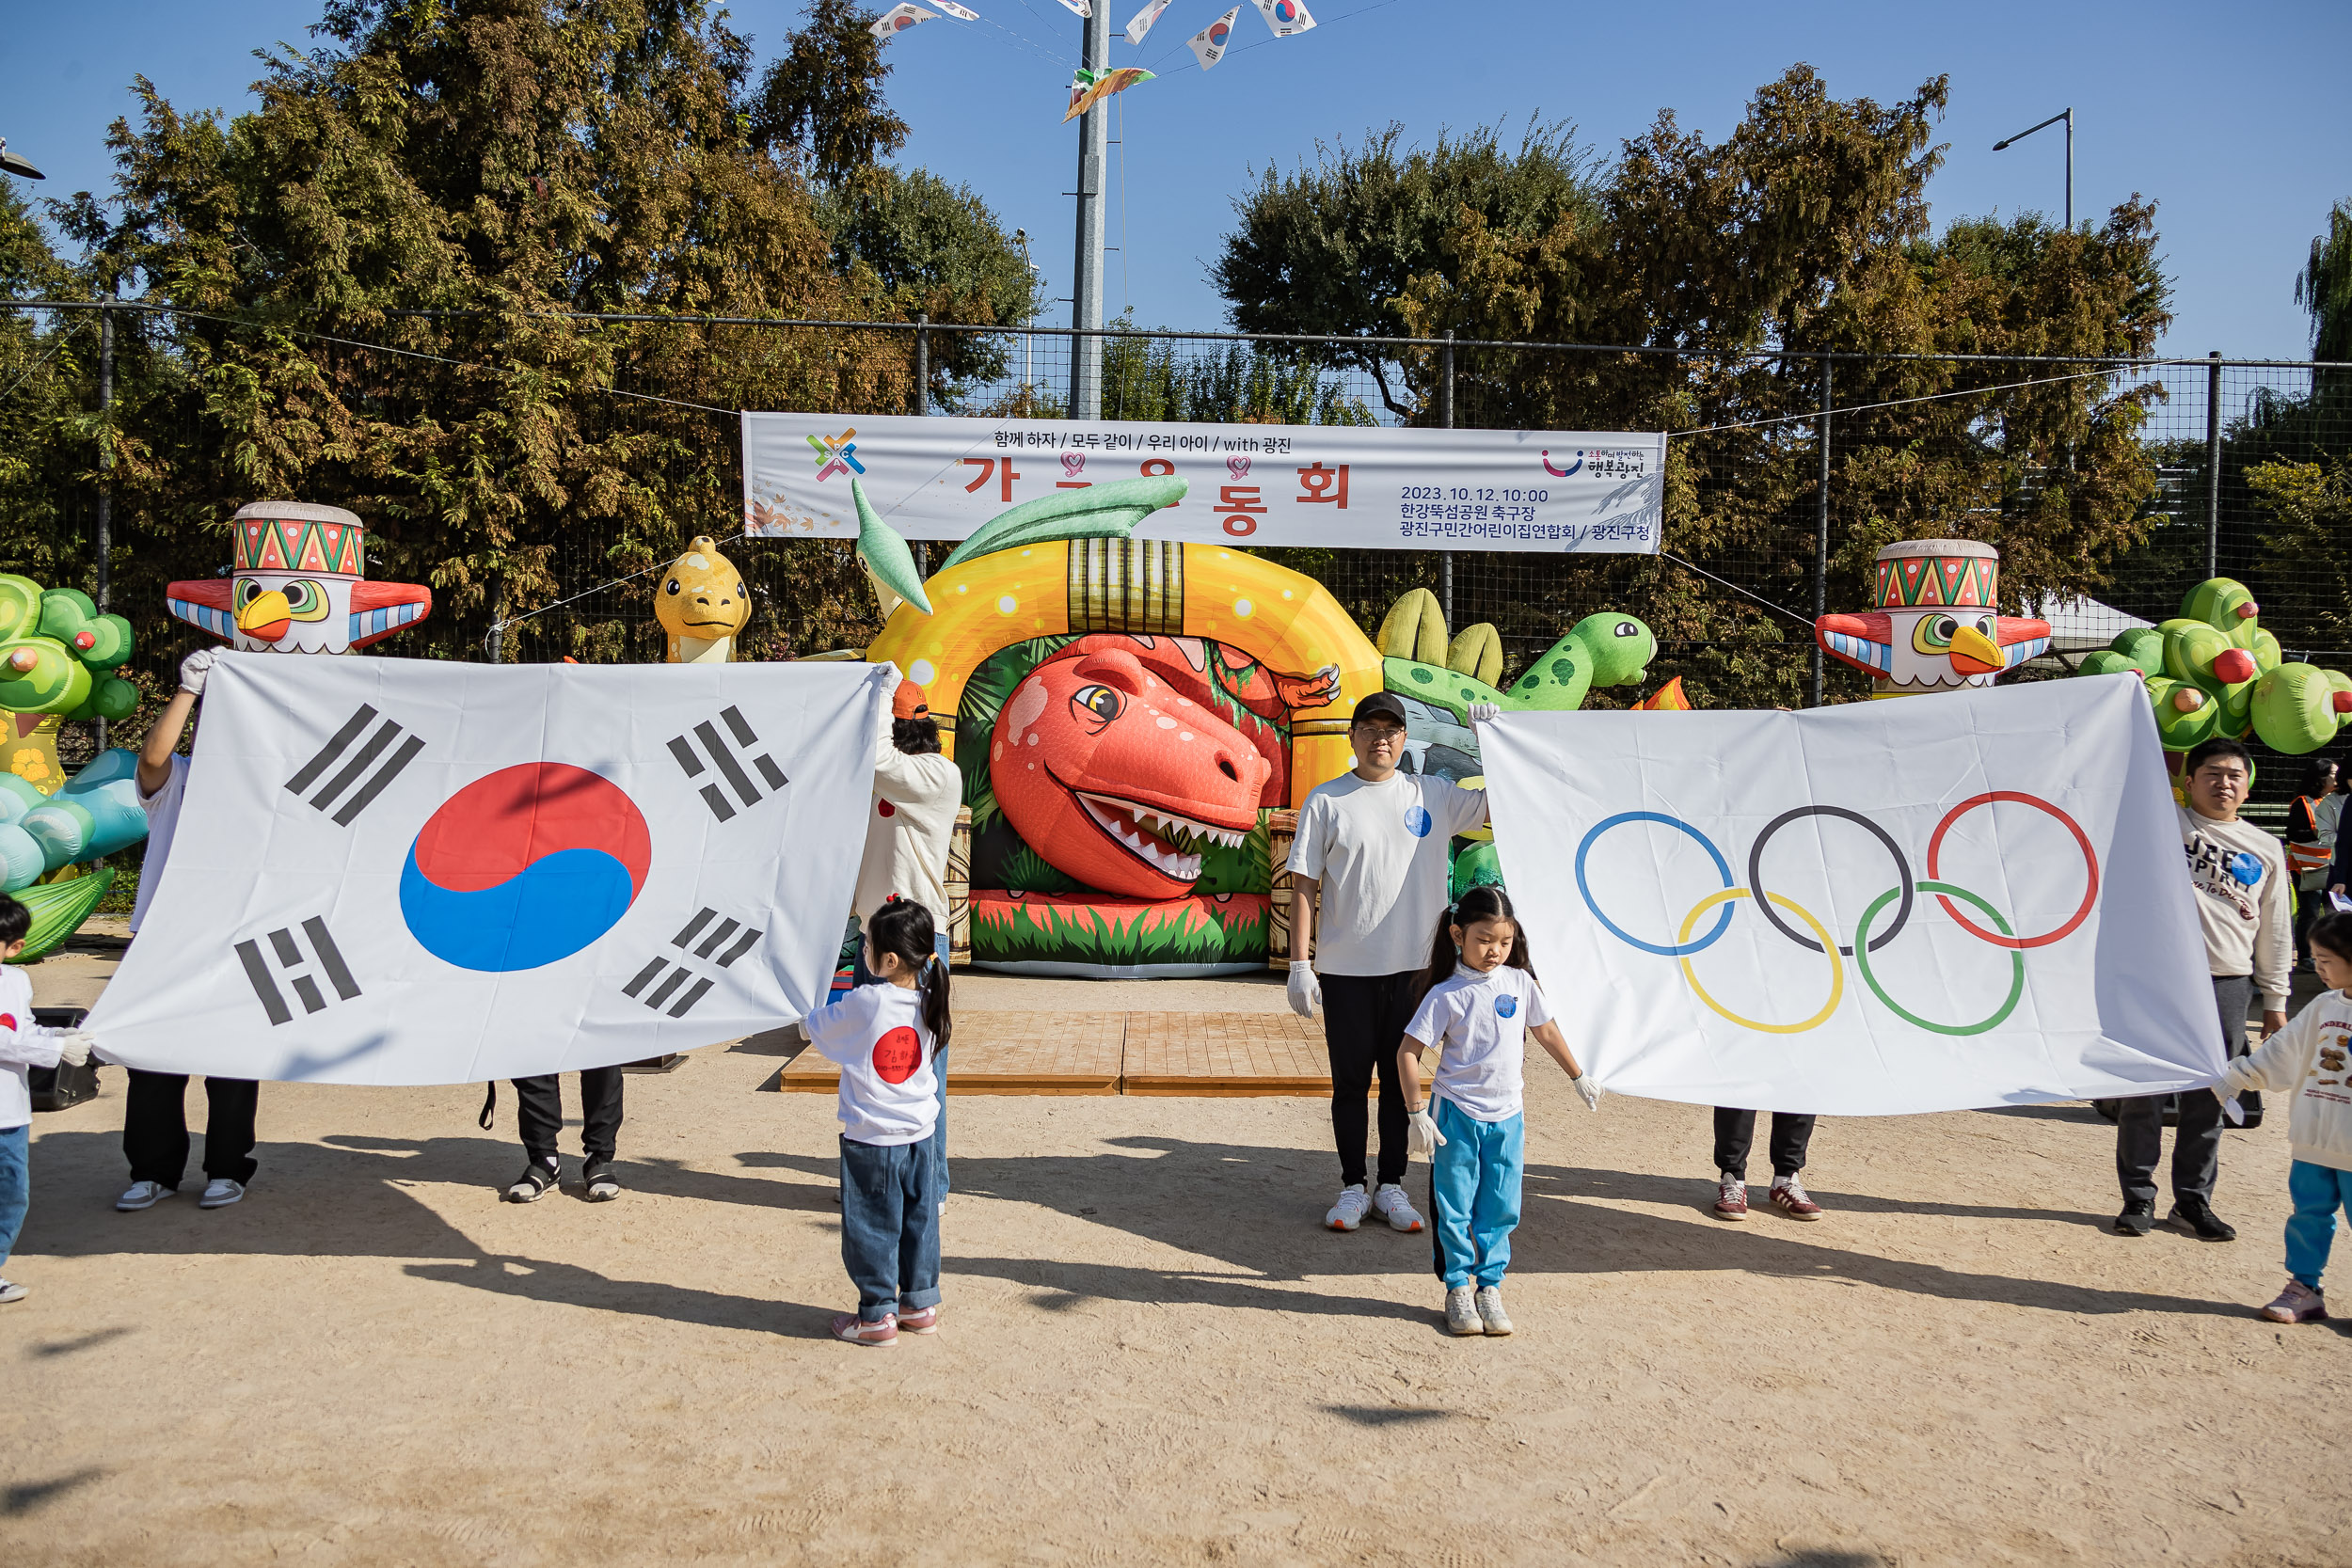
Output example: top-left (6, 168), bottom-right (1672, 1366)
top-left (2300, 199), bottom-right (2352, 364)
top-left (1212, 119), bottom-right (1598, 419)
top-left (748, 0), bottom-right (909, 183)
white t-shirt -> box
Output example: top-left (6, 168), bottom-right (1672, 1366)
top-left (1289, 770), bottom-right (1486, 975)
top-left (1404, 961), bottom-right (1553, 1122)
top-left (853, 730), bottom-right (961, 930)
top-left (130, 752), bottom-right (188, 936)
top-left (805, 980), bottom-right (939, 1147)
top-left (0, 963), bottom-right (64, 1131)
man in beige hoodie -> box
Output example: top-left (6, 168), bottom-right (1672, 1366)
top-left (2118, 736), bottom-right (2291, 1241)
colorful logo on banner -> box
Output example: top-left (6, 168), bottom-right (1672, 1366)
top-left (399, 763), bottom-right (654, 972)
top-left (1574, 794), bottom-right (2098, 1037)
top-left (807, 428), bottom-right (865, 483)
top-left (1542, 450), bottom-right (1583, 479)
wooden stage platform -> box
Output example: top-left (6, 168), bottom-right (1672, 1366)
top-left (777, 1010), bottom-right (1342, 1097)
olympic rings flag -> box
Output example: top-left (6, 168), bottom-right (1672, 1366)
top-left (87, 654), bottom-right (891, 1084)
top-left (1478, 674), bottom-right (2224, 1116)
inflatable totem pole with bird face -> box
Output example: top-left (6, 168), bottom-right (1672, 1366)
top-left (166, 501), bottom-right (432, 655)
top-left (1814, 539), bottom-right (2051, 698)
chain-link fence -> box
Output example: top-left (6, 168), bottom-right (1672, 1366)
top-left (8, 308), bottom-right (2350, 809)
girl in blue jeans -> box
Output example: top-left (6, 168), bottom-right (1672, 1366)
top-left (1396, 885), bottom-right (1602, 1338)
top-left (804, 899), bottom-right (951, 1347)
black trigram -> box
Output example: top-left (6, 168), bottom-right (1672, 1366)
top-left (666, 706), bottom-right (787, 822)
top-left (235, 918), bottom-right (363, 1026)
top-left (621, 907), bottom-right (763, 1017)
top-left (285, 705), bottom-right (425, 825)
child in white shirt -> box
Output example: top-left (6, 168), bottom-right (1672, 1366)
top-left (0, 894), bottom-right (95, 1304)
top-left (2222, 910), bottom-right (2352, 1324)
top-left (1397, 884), bottom-right (1600, 1338)
top-left (803, 897), bottom-right (950, 1347)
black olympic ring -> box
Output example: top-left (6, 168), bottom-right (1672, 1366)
top-left (1743, 805), bottom-right (1915, 956)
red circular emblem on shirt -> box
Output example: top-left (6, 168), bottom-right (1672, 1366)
top-left (872, 1025), bottom-right (922, 1084)
top-left (0, 1013), bottom-right (15, 1033)
top-left (877, 800), bottom-right (898, 817)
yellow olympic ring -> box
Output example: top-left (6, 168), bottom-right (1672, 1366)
top-left (1675, 888), bottom-right (1844, 1035)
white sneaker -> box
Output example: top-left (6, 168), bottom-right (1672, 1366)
top-left (0, 1278), bottom-right (25, 1305)
top-left (1444, 1285), bottom-right (1481, 1336)
top-left (116, 1180), bottom-right (174, 1212)
top-left (1372, 1183), bottom-right (1424, 1233)
top-left (1474, 1284), bottom-right (1514, 1336)
top-left (199, 1179), bottom-right (246, 1210)
top-left (1325, 1183), bottom-right (1371, 1231)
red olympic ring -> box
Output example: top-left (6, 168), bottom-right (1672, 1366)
top-left (1924, 791), bottom-right (2098, 950)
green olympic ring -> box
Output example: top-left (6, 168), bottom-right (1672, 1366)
top-left (1851, 879), bottom-right (2026, 1037)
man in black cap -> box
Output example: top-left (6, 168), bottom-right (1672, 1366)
top-left (1287, 691), bottom-right (1494, 1232)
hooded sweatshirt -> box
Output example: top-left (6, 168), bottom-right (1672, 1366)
top-left (2222, 987), bottom-right (2352, 1173)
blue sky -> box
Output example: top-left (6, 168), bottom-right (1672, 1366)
top-left (5, 0), bottom-right (2345, 359)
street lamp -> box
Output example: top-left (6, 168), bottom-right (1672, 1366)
top-left (1993, 108), bottom-right (2072, 230)
top-left (0, 139), bottom-right (45, 180)
top-left (1014, 228), bottom-right (1041, 412)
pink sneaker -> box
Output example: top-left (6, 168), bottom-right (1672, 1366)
top-left (830, 1311), bottom-right (898, 1347)
top-left (2259, 1280), bottom-right (2327, 1324)
top-left (1711, 1173), bottom-right (1748, 1221)
top-left (897, 1305), bottom-right (941, 1335)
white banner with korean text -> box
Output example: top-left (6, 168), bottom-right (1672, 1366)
top-left (741, 411), bottom-right (1665, 553)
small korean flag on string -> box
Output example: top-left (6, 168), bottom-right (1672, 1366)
top-left (1250, 0), bottom-right (1315, 37)
top-left (87, 654), bottom-right (890, 1085)
top-left (869, 2), bottom-right (940, 37)
top-left (935, 0), bottom-right (980, 17)
top-left (1124, 0), bottom-right (1171, 44)
top-left (1054, 0), bottom-right (1092, 16)
top-left (1188, 5), bottom-right (1241, 68)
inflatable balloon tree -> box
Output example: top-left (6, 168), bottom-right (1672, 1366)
top-left (0, 573), bottom-right (146, 958)
top-left (2073, 577), bottom-right (2352, 759)
top-left (846, 476), bottom-right (1662, 976)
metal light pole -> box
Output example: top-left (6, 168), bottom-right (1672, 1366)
top-left (1067, 5), bottom-right (1110, 420)
top-left (1015, 228), bottom-right (1039, 412)
top-left (1993, 107), bottom-right (2073, 229)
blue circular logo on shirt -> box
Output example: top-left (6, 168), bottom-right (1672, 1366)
top-left (2227, 850), bottom-right (2264, 886)
top-left (1494, 993), bottom-right (1518, 1019)
top-left (1404, 804), bottom-right (1433, 838)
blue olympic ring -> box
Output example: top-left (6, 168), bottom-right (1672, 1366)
top-left (1575, 811), bottom-right (1735, 957)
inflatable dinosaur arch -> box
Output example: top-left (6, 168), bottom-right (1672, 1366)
top-left (853, 477), bottom-right (1659, 977)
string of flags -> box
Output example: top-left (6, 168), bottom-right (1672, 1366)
top-left (870, 0), bottom-right (1322, 115)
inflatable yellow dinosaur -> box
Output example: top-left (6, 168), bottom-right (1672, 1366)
top-left (656, 536), bottom-right (751, 663)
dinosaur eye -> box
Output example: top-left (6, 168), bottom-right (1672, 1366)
top-left (1614, 622), bottom-right (1639, 638)
top-left (281, 580), bottom-right (330, 621)
top-left (1072, 684), bottom-right (1122, 726)
top-left (1913, 615), bottom-right (1959, 653)
top-left (663, 578), bottom-right (681, 595)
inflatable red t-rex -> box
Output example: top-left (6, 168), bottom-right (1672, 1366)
top-left (989, 634), bottom-right (1339, 900)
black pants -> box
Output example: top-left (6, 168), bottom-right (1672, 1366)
top-left (1322, 970), bottom-right (1418, 1189)
top-left (2295, 880), bottom-right (2326, 965)
top-left (122, 1069), bottom-right (260, 1188)
top-left (514, 1068), bottom-right (625, 1164)
top-left (2116, 974), bottom-right (2247, 1206)
top-left (1712, 1107), bottom-right (1815, 1181)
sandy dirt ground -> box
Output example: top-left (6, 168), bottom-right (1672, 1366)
top-left (5, 967), bottom-right (2348, 1565)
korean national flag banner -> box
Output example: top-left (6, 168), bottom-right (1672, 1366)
top-left (1478, 674), bottom-right (2224, 1116)
top-left (88, 654), bottom-right (892, 1085)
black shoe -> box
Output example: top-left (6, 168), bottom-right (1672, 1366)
top-left (582, 1158), bottom-right (620, 1202)
top-left (2167, 1198), bottom-right (2236, 1242)
top-left (2113, 1201), bottom-right (2156, 1236)
top-left (504, 1160), bottom-right (559, 1203)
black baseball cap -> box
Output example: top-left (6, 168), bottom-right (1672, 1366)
top-left (1350, 691), bottom-right (1408, 728)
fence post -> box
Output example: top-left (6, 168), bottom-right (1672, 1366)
top-left (1438, 331), bottom-right (1454, 626)
top-left (1810, 354), bottom-right (1831, 709)
top-left (914, 313), bottom-right (930, 418)
top-left (2204, 349), bottom-right (2221, 578)
top-left (94, 302), bottom-right (113, 752)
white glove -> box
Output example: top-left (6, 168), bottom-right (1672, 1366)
top-left (1286, 959), bottom-right (1320, 1019)
top-left (1465, 701), bottom-right (1501, 726)
top-left (2222, 1096), bottom-right (2246, 1126)
top-left (1406, 1103), bottom-right (1447, 1158)
top-left (179, 646), bottom-right (217, 695)
top-left (54, 1030), bottom-right (92, 1067)
top-left (1572, 1073), bottom-right (1602, 1112)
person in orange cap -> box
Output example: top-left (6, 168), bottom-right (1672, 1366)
top-left (849, 678), bottom-right (962, 1191)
